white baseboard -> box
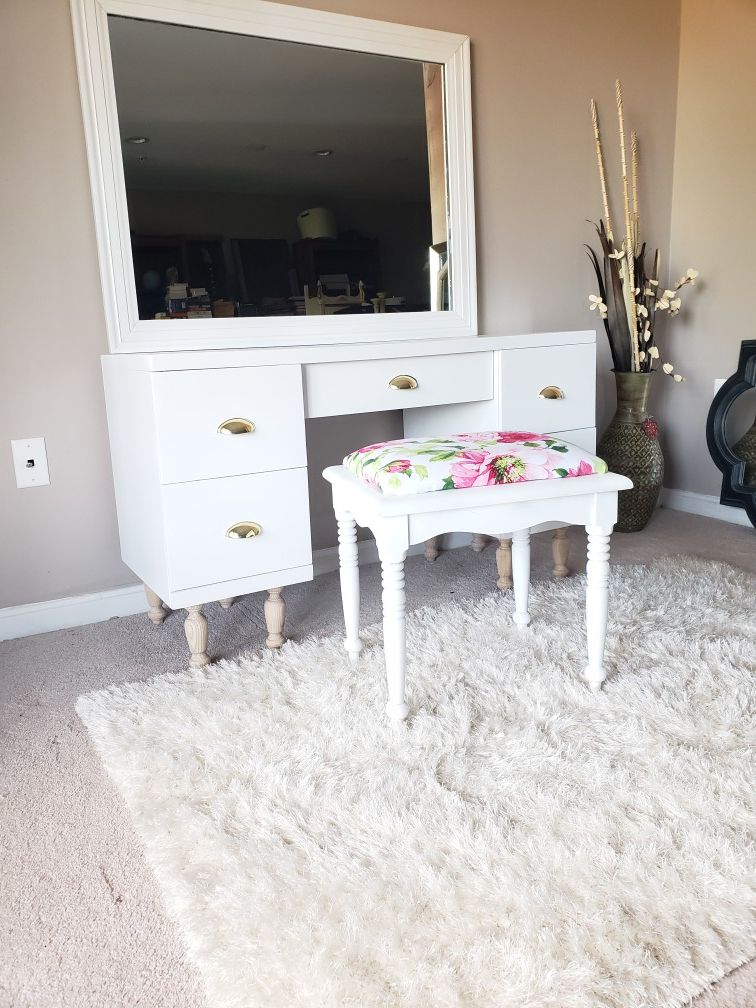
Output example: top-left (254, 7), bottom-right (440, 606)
top-left (0, 533), bottom-right (477, 642)
top-left (0, 583), bottom-right (148, 643)
top-left (660, 488), bottom-right (753, 528)
top-left (4, 496), bottom-right (750, 643)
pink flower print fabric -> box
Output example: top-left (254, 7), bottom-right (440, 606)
top-left (343, 432), bottom-right (609, 496)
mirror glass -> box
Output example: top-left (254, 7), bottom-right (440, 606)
top-left (728, 386), bottom-right (756, 489)
top-left (108, 16), bottom-right (449, 323)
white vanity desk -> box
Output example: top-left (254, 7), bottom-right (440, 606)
top-left (74, 0), bottom-right (597, 662)
top-left (102, 330), bottom-right (596, 663)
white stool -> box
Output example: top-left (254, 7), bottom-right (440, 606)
top-left (323, 466), bottom-right (632, 721)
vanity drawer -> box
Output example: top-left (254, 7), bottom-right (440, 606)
top-left (499, 344), bottom-right (595, 433)
top-left (162, 469), bottom-right (312, 590)
top-left (153, 365), bottom-right (306, 484)
top-left (303, 352), bottom-right (492, 418)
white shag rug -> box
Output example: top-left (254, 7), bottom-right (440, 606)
top-left (77, 558), bottom-right (756, 1008)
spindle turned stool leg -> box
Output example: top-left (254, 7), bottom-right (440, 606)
top-left (584, 525), bottom-right (612, 691)
top-left (379, 546), bottom-right (409, 722)
top-left (511, 529), bottom-right (531, 628)
top-left (337, 510), bottom-right (362, 660)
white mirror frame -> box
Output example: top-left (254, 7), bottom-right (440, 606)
top-left (70, 0), bottom-right (477, 353)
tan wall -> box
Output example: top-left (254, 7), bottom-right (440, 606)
top-left (0, 0), bottom-right (681, 608)
top-left (0, 0), bottom-right (128, 607)
top-left (657, 0), bottom-right (756, 496)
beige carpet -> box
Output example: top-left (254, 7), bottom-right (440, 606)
top-left (1, 508), bottom-right (755, 1008)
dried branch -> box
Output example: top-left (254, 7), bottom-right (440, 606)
top-left (590, 98), bottom-right (614, 244)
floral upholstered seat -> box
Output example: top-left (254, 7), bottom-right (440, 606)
top-left (344, 432), bottom-right (608, 496)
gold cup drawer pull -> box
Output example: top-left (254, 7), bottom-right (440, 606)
top-left (226, 521), bottom-right (262, 539)
top-left (538, 386), bottom-right (565, 400)
top-left (388, 374), bottom-right (419, 391)
top-left (218, 418), bottom-right (256, 435)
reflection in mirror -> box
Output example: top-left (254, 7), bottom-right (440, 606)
top-left (706, 339), bottom-right (756, 528)
top-left (108, 16), bottom-right (448, 323)
top-left (730, 388), bottom-right (756, 488)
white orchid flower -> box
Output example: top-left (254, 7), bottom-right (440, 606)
top-left (663, 362), bottom-right (674, 374)
top-left (588, 294), bottom-right (607, 312)
top-left (673, 374), bottom-right (685, 382)
top-left (649, 278), bottom-right (659, 286)
top-left (686, 268), bottom-right (699, 283)
top-left (662, 289), bottom-right (676, 300)
top-left (639, 351), bottom-right (647, 362)
top-left (669, 297), bottom-right (682, 314)
top-left (649, 346), bottom-right (660, 359)
top-left (657, 297), bottom-right (670, 310)
top-left (637, 304), bottom-right (649, 318)
top-left (643, 288), bottom-right (655, 297)
top-left (608, 248), bottom-right (625, 260)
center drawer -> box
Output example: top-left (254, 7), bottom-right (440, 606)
top-left (162, 469), bottom-right (312, 591)
top-left (153, 364), bottom-right (306, 484)
top-left (303, 352), bottom-right (493, 418)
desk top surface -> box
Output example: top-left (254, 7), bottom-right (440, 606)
top-left (103, 331), bottom-right (596, 372)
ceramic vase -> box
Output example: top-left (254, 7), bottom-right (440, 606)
top-left (598, 371), bottom-right (664, 532)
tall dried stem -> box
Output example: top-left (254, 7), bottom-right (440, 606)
top-left (631, 130), bottom-right (640, 253)
top-left (616, 79), bottom-right (639, 370)
top-left (590, 98), bottom-right (614, 244)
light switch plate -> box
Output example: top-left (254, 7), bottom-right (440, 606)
top-left (11, 437), bottom-right (50, 488)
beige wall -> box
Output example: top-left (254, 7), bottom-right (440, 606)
top-left (0, 0), bottom-right (128, 607)
top-left (658, 0), bottom-right (756, 496)
top-left (0, 0), bottom-right (681, 608)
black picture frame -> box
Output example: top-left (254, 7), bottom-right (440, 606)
top-left (706, 338), bottom-right (756, 527)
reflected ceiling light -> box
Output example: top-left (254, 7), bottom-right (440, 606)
top-left (312, 148), bottom-right (333, 157)
top-left (124, 135), bottom-right (150, 144)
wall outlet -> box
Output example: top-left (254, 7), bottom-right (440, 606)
top-left (11, 437), bottom-right (50, 488)
top-left (714, 378), bottom-right (727, 394)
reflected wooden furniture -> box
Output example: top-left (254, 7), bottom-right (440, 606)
top-left (293, 237), bottom-right (381, 294)
top-left (102, 330), bottom-right (597, 665)
top-left (303, 280), bottom-right (369, 315)
top-left (325, 465), bottom-right (631, 720)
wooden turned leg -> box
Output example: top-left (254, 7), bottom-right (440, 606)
top-left (184, 605), bottom-right (209, 667)
top-left (511, 529), bottom-right (531, 629)
top-left (380, 552), bottom-right (409, 722)
top-left (264, 587), bottom-right (286, 649)
top-left (497, 536), bottom-right (516, 588)
top-left (144, 585), bottom-right (168, 625)
top-left (551, 527), bottom-right (570, 578)
top-left (496, 537), bottom-right (513, 590)
top-left (584, 525), bottom-right (612, 691)
top-left (424, 536), bottom-right (441, 562)
top-left (218, 597), bottom-right (235, 609)
top-left (471, 533), bottom-right (488, 553)
top-left (337, 513), bottom-right (362, 661)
